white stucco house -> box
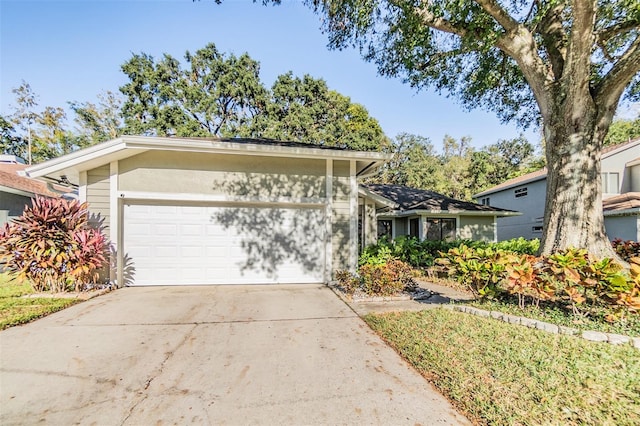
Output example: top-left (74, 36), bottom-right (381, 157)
top-left (473, 138), bottom-right (640, 241)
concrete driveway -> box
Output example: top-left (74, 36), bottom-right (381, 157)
top-left (0, 285), bottom-right (469, 425)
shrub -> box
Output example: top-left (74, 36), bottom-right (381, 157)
top-left (335, 260), bottom-right (416, 297)
top-left (612, 239), bottom-right (640, 262)
top-left (0, 197), bottom-right (109, 293)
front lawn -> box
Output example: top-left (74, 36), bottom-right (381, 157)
top-left (0, 274), bottom-right (78, 330)
top-left (365, 308), bottom-right (640, 425)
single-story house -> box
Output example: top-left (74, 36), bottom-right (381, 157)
top-left (24, 136), bottom-right (391, 286)
top-left (602, 192), bottom-right (640, 241)
top-left (359, 184), bottom-right (520, 244)
top-left (0, 154), bottom-right (68, 226)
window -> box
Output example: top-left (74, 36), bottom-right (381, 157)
top-left (601, 172), bottom-right (620, 194)
top-left (480, 197), bottom-right (490, 206)
top-left (425, 218), bottom-right (456, 241)
top-left (515, 187), bottom-right (528, 198)
top-left (409, 218), bottom-right (420, 238)
top-left (377, 219), bottom-right (393, 239)
top-left (532, 226), bottom-right (543, 233)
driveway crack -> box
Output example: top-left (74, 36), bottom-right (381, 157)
top-left (119, 323), bottom-right (199, 425)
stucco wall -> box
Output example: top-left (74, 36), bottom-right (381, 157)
top-left (459, 216), bottom-right (496, 242)
top-left (605, 215), bottom-right (639, 241)
top-left (87, 165), bottom-right (110, 230)
top-left (119, 151), bottom-right (326, 199)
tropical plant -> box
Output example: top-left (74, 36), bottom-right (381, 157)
top-left (0, 197), bottom-right (109, 292)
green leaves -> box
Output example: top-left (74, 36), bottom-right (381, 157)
top-left (0, 197), bottom-right (109, 293)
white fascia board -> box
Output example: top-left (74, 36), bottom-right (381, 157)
top-left (603, 138), bottom-right (640, 158)
top-left (378, 209), bottom-right (521, 217)
top-left (122, 136), bottom-right (392, 162)
top-left (24, 136), bottom-right (391, 185)
top-left (357, 187), bottom-right (399, 209)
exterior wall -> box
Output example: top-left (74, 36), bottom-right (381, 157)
top-left (86, 165), bottom-right (110, 230)
top-left (602, 143), bottom-right (640, 196)
top-left (0, 191), bottom-right (32, 225)
top-left (119, 151), bottom-right (326, 198)
top-left (458, 216), bottom-right (496, 242)
top-left (605, 215), bottom-right (640, 241)
top-left (630, 163), bottom-right (640, 192)
top-left (332, 161), bottom-right (351, 271)
top-left (485, 179), bottom-right (546, 241)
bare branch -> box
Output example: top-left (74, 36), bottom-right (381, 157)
top-left (597, 19), bottom-right (640, 44)
top-left (414, 5), bottom-right (467, 37)
top-left (473, 0), bottom-right (519, 32)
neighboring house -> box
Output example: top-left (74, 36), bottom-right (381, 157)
top-left (0, 155), bottom-right (67, 226)
top-left (25, 136), bottom-right (391, 286)
top-left (358, 184), bottom-right (519, 244)
top-left (473, 138), bottom-right (640, 241)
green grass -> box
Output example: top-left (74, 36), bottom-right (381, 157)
top-left (467, 298), bottom-right (640, 337)
top-left (365, 308), bottom-right (640, 426)
top-left (0, 274), bottom-right (78, 330)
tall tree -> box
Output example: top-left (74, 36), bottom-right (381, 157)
top-left (378, 133), bottom-right (442, 187)
top-left (70, 91), bottom-right (124, 144)
top-left (604, 116), bottom-right (640, 145)
top-left (120, 43), bottom-right (267, 137)
top-left (0, 115), bottom-right (25, 159)
top-left (249, 72), bottom-right (388, 150)
top-left (275, 0), bottom-right (640, 258)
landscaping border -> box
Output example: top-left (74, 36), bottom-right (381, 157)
top-left (445, 304), bottom-right (640, 350)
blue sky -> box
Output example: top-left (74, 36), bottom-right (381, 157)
top-left (0, 0), bottom-right (544, 150)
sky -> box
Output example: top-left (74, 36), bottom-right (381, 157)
top-left (0, 0), bottom-right (547, 151)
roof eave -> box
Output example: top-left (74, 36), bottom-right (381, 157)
top-left (379, 209), bottom-right (521, 217)
top-left (604, 207), bottom-right (640, 217)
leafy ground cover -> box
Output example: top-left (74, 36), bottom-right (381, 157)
top-left (467, 298), bottom-right (640, 337)
top-left (0, 274), bottom-right (78, 330)
top-left (365, 309), bottom-right (640, 426)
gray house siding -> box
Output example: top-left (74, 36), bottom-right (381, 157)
top-left (485, 179), bottom-right (546, 241)
top-left (86, 165), bottom-right (110, 230)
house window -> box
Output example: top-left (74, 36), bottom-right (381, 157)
top-left (425, 218), bottom-right (456, 241)
top-left (515, 187), bottom-right (528, 198)
top-left (409, 218), bottom-right (420, 238)
top-left (377, 219), bottom-right (393, 239)
top-left (480, 197), bottom-right (490, 206)
top-left (532, 226), bottom-right (543, 233)
top-left (601, 172), bottom-right (620, 194)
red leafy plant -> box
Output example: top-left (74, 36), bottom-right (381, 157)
top-left (0, 197), bottom-right (109, 293)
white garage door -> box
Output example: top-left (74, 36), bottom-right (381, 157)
top-left (123, 203), bottom-right (326, 285)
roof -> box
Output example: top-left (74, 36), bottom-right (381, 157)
top-left (474, 137), bottom-right (640, 198)
top-left (0, 162), bottom-right (63, 198)
top-left (603, 192), bottom-right (640, 216)
top-left (25, 136), bottom-right (393, 186)
top-left (362, 184), bottom-right (519, 217)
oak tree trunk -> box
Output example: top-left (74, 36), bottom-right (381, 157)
top-left (539, 95), bottom-right (619, 259)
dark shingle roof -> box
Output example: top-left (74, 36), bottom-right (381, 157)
top-left (363, 184), bottom-right (516, 213)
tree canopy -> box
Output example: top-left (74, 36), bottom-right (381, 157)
top-left (280, 0), bottom-right (640, 257)
top-left (120, 42), bottom-right (389, 151)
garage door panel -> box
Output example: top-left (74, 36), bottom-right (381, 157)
top-left (123, 203), bottom-right (325, 285)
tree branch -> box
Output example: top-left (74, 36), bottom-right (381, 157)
top-left (537, 2), bottom-right (567, 79)
top-left (595, 34), bottom-right (640, 110)
top-left (473, 0), bottom-right (519, 32)
top-left (563, 0), bottom-right (597, 89)
top-left (597, 19), bottom-right (640, 44)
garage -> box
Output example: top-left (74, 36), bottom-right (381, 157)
top-left (24, 136), bottom-right (391, 286)
top-left (123, 202), bottom-right (326, 285)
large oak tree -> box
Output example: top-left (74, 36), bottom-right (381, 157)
top-left (279, 0), bottom-right (640, 257)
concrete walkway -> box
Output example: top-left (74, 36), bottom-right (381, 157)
top-left (0, 284), bottom-right (469, 425)
top-left (343, 279), bottom-right (475, 316)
